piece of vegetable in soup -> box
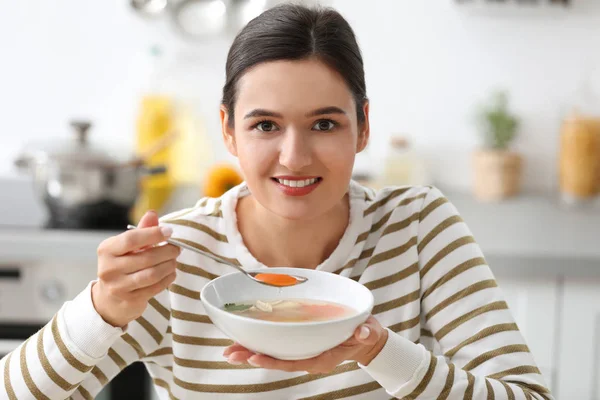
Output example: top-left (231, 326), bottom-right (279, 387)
top-left (223, 299), bottom-right (355, 322)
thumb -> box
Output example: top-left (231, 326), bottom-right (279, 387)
top-left (354, 322), bottom-right (380, 346)
top-left (138, 210), bottom-right (159, 229)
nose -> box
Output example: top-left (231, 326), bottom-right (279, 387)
top-left (278, 128), bottom-right (312, 172)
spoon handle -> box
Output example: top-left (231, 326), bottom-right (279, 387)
top-left (126, 224), bottom-right (241, 269)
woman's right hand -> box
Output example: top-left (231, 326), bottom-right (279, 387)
top-left (91, 210), bottom-right (180, 328)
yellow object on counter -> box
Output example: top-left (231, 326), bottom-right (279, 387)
top-left (203, 164), bottom-right (243, 198)
top-left (133, 95), bottom-right (176, 223)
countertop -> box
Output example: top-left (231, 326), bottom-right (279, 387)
top-left (1, 178), bottom-right (598, 271)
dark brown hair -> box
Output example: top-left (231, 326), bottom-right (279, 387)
top-left (221, 3), bottom-right (367, 127)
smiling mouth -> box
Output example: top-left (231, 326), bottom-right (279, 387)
top-left (271, 177), bottom-right (322, 188)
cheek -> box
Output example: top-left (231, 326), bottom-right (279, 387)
top-left (236, 138), bottom-right (277, 176)
top-left (315, 136), bottom-right (356, 175)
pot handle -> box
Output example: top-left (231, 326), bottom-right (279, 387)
top-left (142, 165), bottom-right (167, 175)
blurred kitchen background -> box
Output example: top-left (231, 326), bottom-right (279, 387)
top-left (1, 0), bottom-right (600, 399)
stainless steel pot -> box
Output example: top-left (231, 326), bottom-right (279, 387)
top-left (14, 121), bottom-right (166, 229)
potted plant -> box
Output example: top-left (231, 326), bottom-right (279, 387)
top-left (472, 90), bottom-right (523, 201)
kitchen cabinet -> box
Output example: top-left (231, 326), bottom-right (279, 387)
top-left (493, 269), bottom-right (559, 391)
top-left (555, 276), bottom-right (600, 400)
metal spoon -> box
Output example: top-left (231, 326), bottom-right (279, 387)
top-left (126, 225), bottom-right (308, 287)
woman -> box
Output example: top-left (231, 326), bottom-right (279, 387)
top-left (1, 4), bottom-right (552, 399)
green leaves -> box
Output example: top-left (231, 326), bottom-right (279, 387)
top-left (477, 91), bottom-right (520, 150)
top-left (224, 303), bottom-right (252, 312)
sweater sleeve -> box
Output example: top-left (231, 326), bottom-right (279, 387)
top-left (361, 187), bottom-right (553, 399)
top-left (0, 281), bottom-right (171, 399)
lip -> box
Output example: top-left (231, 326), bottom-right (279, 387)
top-left (272, 175), bottom-right (320, 180)
top-left (271, 177), bottom-right (322, 197)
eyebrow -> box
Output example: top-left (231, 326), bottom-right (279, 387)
top-left (243, 106), bottom-right (347, 119)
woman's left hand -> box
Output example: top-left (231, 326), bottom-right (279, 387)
top-left (223, 316), bottom-right (388, 374)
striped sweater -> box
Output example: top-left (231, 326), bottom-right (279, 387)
top-left (0, 182), bottom-right (552, 399)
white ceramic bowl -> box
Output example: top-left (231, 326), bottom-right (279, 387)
top-left (200, 267), bottom-right (374, 360)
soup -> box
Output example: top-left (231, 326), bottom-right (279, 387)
top-left (223, 299), bottom-right (355, 322)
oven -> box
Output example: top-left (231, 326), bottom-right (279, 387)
top-left (0, 245), bottom-right (153, 400)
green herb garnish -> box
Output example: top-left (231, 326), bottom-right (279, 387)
top-left (224, 303), bottom-right (252, 312)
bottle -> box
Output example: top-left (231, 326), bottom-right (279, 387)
top-left (381, 135), bottom-right (429, 187)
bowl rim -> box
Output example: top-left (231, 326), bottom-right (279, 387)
top-left (200, 268), bottom-right (374, 327)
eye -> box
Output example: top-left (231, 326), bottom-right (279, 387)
top-left (254, 120), bottom-right (279, 132)
top-left (312, 120), bottom-right (337, 131)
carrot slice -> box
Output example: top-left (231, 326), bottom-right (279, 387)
top-left (255, 273), bottom-right (298, 287)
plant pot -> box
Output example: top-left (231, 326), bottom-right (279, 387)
top-left (472, 149), bottom-right (523, 201)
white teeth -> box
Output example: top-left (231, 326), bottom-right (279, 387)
top-left (276, 178), bottom-right (318, 188)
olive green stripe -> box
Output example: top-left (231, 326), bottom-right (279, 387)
top-left (446, 323), bottom-right (519, 358)
top-left (122, 333), bottom-right (146, 359)
top-left (172, 334), bottom-right (233, 347)
top-left (136, 316), bottom-right (164, 345)
top-left (163, 219), bottom-right (228, 242)
top-left (149, 298), bottom-right (171, 320)
top-left (174, 356), bottom-right (255, 370)
top-left (298, 381), bottom-right (382, 400)
top-left (425, 279), bottom-right (498, 321)
top-left (20, 337), bottom-right (50, 399)
top-left (363, 262), bottom-right (419, 291)
top-left (417, 215), bottom-right (463, 254)
top-left (170, 284), bottom-right (200, 300)
top-left (77, 386), bottom-right (94, 400)
top-left (405, 354), bottom-right (437, 399)
top-left (435, 301), bottom-right (508, 341)
top-left (419, 197), bottom-right (449, 222)
top-left (334, 247), bottom-right (375, 275)
top-left (173, 362), bottom-right (359, 393)
top-left (3, 352), bottom-right (17, 400)
top-left (500, 381), bottom-right (516, 400)
top-left (172, 238), bottom-right (240, 266)
top-left (153, 378), bottom-right (179, 400)
top-left (464, 344), bottom-right (530, 372)
top-left (37, 325), bottom-right (78, 391)
top-left (147, 347), bottom-right (173, 358)
top-left (504, 381), bottom-right (551, 396)
top-left (366, 237), bottom-right (417, 268)
top-left (488, 365), bottom-right (541, 380)
top-left (108, 348), bottom-right (128, 370)
top-left (420, 236), bottom-right (477, 280)
top-left (422, 257), bottom-right (487, 301)
top-left (91, 366), bottom-right (108, 386)
top-left (486, 379), bottom-right (495, 400)
top-left (389, 315), bottom-right (421, 333)
top-left (177, 262), bottom-right (219, 280)
top-left (438, 363), bottom-right (455, 400)
top-left (381, 212), bottom-right (421, 238)
top-left (465, 372), bottom-right (475, 400)
top-left (372, 290), bottom-right (420, 315)
top-left (51, 315), bottom-right (93, 373)
top-left (421, 328), bottom-right (433, 337)
top-left (172, 310), bottom-right (212, 324)
top-left (357, 193), bottom-right (427, 243)
top-left (364, 187), bottom-right (412, 216)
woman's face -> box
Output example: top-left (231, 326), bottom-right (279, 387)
top-left (221, 58), bottom-right (369, 221)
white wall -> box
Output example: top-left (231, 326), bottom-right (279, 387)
top-left (2, 0), bottom-right (600, 191)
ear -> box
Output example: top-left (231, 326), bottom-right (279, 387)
top-left (220, 106), bottom-right (238, 157)
top-left (356, 101), bottom-right (370, 153)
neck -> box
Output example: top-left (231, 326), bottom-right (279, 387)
top-left (237, 195), bottom-right (350, 269)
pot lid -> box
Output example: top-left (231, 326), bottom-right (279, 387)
top-left (16, 120), bottom-right (126, 168)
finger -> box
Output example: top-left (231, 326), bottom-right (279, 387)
top-left (226, 350), bottom-right (255, 365)
top-left (247, 353), bottom-right (329, 373)
top-left (116, 244), bottom-right (180, 275)
top-left (138, 210), bottom-right (159, 229)
top-left (109, 225), bottom-right (174, 256)
top-left (124, 259), bottom-right (178, 291)
top-left (130, 271), bottom-right (177, 299)
top-left (223, 344), bottom-right (248, 357)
